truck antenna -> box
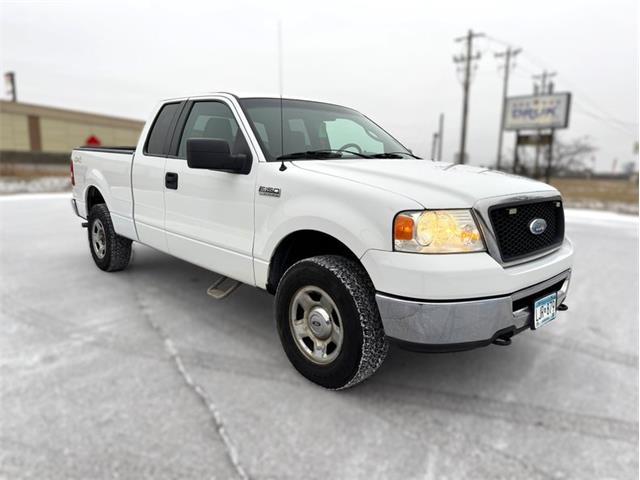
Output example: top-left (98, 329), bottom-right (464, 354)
top-left (278, 20), bottom-right (287, 172)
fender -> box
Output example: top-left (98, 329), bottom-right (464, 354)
top-left (83, 167), bottom-right (137, 240)
top-left (260, 210), bottom-right (380, 263)
top-left (253, 215), bottom-right (369, 290)
top-left (252, 164), bottom-right (424, 289)
top-left (254, 161), bottom-right (423, 262)
top-left (84, 170), bottom-right (110, 210)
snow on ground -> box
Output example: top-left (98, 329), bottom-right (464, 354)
top-left (1, 194), bottom-right (637, 479)
top-left (564, 200), bottom-right (638, 215)
top-left (565, 208), bottom-right (639, 224)
top-left (0, 176), bottom-right (71, 195)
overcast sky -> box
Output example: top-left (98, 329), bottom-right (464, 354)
top-left (1, 0), bottom-right (637, 171)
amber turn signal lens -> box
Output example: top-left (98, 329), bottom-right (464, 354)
top-left (394, 214), bottom-right (414, 241)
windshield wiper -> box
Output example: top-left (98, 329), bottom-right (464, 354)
top-left (369, 152), bottom-right (422, 159)
top-left (276, 149), bottom-right (371, 160)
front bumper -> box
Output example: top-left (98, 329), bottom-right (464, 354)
top-left (376, 269), bottom-right (571, 351)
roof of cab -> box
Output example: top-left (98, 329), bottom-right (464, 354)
top-left (161, 91), bottom-right (323, 103)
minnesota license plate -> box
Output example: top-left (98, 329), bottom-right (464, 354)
top-left (533, 292), bottom-right (557, 329)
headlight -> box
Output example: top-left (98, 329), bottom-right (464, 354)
top-left (394, 210), bottom-right (485, 253)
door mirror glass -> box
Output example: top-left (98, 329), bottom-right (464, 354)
top-left (186, 138), bottom-right (249, 174)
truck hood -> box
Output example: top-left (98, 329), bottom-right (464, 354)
top-left (291, 159), bottom-right (557, 208)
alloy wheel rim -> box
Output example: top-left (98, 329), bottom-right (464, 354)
top-left (92, 219), bottom-right (107, 259)
top-left (289, 286), bottom-right (343, 365)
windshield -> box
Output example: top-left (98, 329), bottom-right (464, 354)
top-left (238, 98), bottom-right (416, 161)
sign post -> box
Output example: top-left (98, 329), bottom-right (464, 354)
top-left (513, 130), bottom-right (520, 174)
top-left (545, 129), bottom-right (555, 183)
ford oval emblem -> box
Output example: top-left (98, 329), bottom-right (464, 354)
top-left (529, 218), bottom-right (547, 235)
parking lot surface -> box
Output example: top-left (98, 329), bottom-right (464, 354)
top-left (1, 194), bottom-right (638, 479)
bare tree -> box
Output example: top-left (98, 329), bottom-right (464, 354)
top-left (510, 135), bottom-right (598, 178)
top-left (550, 135), bottom-right (598, 175)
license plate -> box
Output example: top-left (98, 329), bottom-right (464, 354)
top-left (533, 292), bottom-right (557, 329)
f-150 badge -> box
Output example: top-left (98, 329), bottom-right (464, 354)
top-left (259, 186), bottom-right (281, 197)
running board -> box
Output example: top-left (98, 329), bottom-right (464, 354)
top-left (206, 276), bottom-right (241, 300)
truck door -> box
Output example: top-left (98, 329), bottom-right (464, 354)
top-left (131, 101), bottom-right (184, 252)
top-left (163, 98), bottom-right (257, 285)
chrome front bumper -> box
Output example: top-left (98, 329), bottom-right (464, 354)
top-left (376, 270), bottom-right (571, 351)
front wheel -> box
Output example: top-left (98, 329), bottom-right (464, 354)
top-left (87, 204), bottom-right (132, 272)
top-left (275, 255), bottom-right (388, 389)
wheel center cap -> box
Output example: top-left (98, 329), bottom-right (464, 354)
top-left (308, 308), bottom-right (332, 339)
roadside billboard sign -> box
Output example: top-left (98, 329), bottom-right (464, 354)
top-left (504, 92), bottom-right (571, 131)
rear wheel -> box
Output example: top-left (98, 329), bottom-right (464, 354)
top-left (87, 204), bottom-right (132, 272)
top-left (275, 255), bottom-right (388, 389)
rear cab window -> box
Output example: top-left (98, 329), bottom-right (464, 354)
top-left (145, 102), bottom-right (181, 156)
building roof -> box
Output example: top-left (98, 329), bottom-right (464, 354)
top-left (0, 100), bottom-right (144, 129)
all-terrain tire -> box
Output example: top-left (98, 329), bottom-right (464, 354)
top-left (275, 255), bottom-right (388, 389)
top-left (87, 204), bottom-right (132, 272)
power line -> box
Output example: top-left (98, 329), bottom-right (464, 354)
top-left (453, 29), bottom-right (485, 164)
top-left (573, 102), bottom-right (638, 133)
top-left (513, 69), bottom-right (638, 136)
top-left (484, 34), bottom-right (512, 48)
top-left (573, 105), bottom-right (638, 137)
top-left (520, 50), bottom-right (637, 130)
top-left (510, 70), bottom-right (637, 136)
top-left (488, 35), bottom-right (638, 132)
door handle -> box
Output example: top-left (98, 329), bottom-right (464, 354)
top-left (165, 172), bottom-right (178, 190)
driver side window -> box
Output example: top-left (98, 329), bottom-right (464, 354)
top-left (178, 101), bottom-right (248, 159)
top-left (324, 118), bottom-right (383, 153)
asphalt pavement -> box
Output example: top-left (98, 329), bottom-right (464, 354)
top-left (1, 194), bottom-right (638, 480)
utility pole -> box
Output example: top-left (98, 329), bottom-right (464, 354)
top-left (532, 70), bottom-right (556, 94)
top-left (430, 132), bottom-right (439, 160)
top-left (494, 47), bottom-right (521, 171)
top-left (437, 113), bottom-right (444, 161)
top-left (4, 72), bottom-right (16, 102)
top-left (453, 29), bottom-right (484, 164)
top-left (532, 70), bottom-right (557, 177)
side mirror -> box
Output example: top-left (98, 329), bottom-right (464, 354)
top-left (186, 138), bottom-right (251, 174)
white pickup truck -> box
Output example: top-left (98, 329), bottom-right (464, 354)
top-left (70, 92), bottom-right (573, 389)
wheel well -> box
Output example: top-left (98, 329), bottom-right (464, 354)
top-left (266, 230), bottom-right (361, 294)
top-left (86, 186), bottom-right (105, 213)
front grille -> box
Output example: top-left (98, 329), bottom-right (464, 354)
top-left (489, 199), bottom-right (564, 262)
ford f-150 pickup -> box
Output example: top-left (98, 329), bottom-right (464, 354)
top-left (70, 92), bottom-right (573, 389)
